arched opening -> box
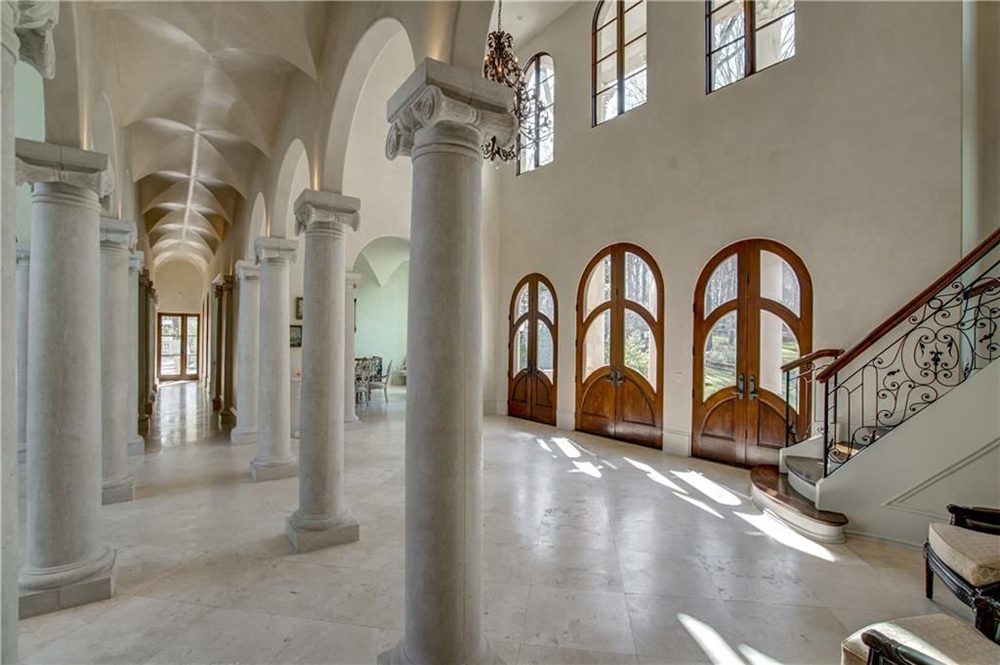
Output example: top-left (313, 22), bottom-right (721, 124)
top-left (14, 60), bottom-right (46, 243)
top-left (353, 236), bottom-right (410, 407)
top-left (91, 93), bottom-right (118, 215)
top-left (246, 192), bottom-right (268, 261)
top-left (508, 273), bottom-right (558, 425)
top-left (692, 239), bottom-right (813, 466)
top-left (576, 243), bottom-right (664, 448)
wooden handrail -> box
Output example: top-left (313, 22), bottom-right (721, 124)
top-left (817, 224), bottom-right (1000, 383)
top-left (780, 348), bottom-right (843, 373)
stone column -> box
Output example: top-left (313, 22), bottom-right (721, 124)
top-left (231, 260), bottom-right (260, 444)
top-left (222, 275), bottom-right (236, 421)
top-left (16, 242), bottom-right (29, 462)
top-left (127, 251), bottom-right (144, 454)
top-left (138, 270), bottom-right (152, 424)
top-left (211, 277), bottom-right (225, 410)
top-left (344, 271), bottom-right (361, 430)
top-left (100, 217), bottom-right (135, 505)
top-left (287, 190), bottom-right (361, 553)
top-left (3, 5), bottom-right (60, 655)
top-left (16, 138), bottom-right (117, 619)
top-left (148, 285), bottom-right (157, 402)
top-left (379, 59), bottom-right (515, 665)
top-left (251, 236), bottom-right (299, 481)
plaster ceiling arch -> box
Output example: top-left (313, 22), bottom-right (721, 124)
top-left (353, 235), bottom-right (410, 288)
top-left (153, 248), bottom-right (210, 273)
top-left (90, 92), bottom-right (118, 214)
top-left (270, 138), bottom-right (310, 239)
top-left (144, 180), bottom-right (231, 223)
top-left (321, 17), bottom-right (411, 194)
top-left (246, 192), bottom-right (267, 261)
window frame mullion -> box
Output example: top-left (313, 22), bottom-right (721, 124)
top-left (745, 0), bottom-right (757, 77)
top-left (616, 0), bottom-right (625, 117)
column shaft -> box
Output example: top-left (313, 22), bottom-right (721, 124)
top-left (17, 139), bottom-right (117, 619)
top-left (252, 236), bottom-right (298, 481)
top-left (231, 261), bottom-right (260, 444)
top-left (222, 277), bottom-right (236, 420)
top-left (345, 273), bottom-right (360, 428)
top-left (16, 243), bottom-right (29, 462)
top-left (127, 253), bottom-right (144, 454)
top-left (287, 191), bottom-right (360, 552)
top-left (379, 60), bottom-right (516, 665)
top-left (212, 282), bottom-right (224, 410)
top-left (100, 219), bottom-right (134, 504)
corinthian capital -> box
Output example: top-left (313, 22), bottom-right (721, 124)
top-left (385, 58), bottom-right (516, 161)
top-left (293, 189), bottom-right (361, 236)
top-left (3, 1), bottom-right (60, 78)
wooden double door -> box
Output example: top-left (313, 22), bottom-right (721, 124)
top-left (692, 239), bottom-right (812, 466)
top-left (576, 244), bottom-right (664, 448)
top-left (508, 274), bottom-right (558, 425)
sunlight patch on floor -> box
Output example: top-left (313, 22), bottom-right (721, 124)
top-left (674, 492), bottom-right (725, 519)
top-left (671, 470), bottom-right (742, 506)
top-left (622, 456), bottom-right (687, 492)
top-left (736, 511), bottom-right (835, 562)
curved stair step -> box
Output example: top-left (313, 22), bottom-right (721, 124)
top-left (750, 465), bottom-right (847, 544)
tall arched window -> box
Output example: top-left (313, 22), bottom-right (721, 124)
top-left (592, 0), bottom-right (647, 126)
top-left (517, 54), bottom-right (554, 175)
top-left (707, 0), bottom-right (796, 92)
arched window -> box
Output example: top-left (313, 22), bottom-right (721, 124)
top-left (592, 0), bottom-right (647, 126)
top-left (707, 0), bottom-right (796, 92)
top-left (517, 54), bottom-right (555, 175)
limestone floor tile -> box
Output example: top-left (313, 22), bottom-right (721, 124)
top-left (271, 619), bottom-right (391, 664)
top-left (227, 558), bottom-right (352, 621)
top-left (619, 552), bottom-right (719, 600)
top-left (23, 596), bottom-right (212, 664)
top-left (827, 607), bottom-right (915, 636)
top-left (789, 560), bottom-right (940, 614)
top-left (138, 551), bottom-right (269, 608)
top-left (483, 541), bottom-right (537, 585)
top-left (522, 586), bottom-right (635, 655)
top-left (725, 600), bottom-right (851, 664)
top-left (625, 594), bottom-right (739, 662)
top-left (284, 532), bottom-right (404, 572)
top-left (17, 597), bottom-right (126, 662)
top-left (113, 544), bottom-right (204, 595)
top-left (493, 639), bottom-right (523, 664)
top-left (144, 606), bottom-right (308, 664)
top-left (537, 517), bottom-right (617, 551)
top-left (701, 556), bottom-right (824, 607)
top-left (319, 566), bottom-right (406, 630)
top-left (482, 581), bottom-right (530, 643)
top-left (517, 644), bottom-right (639, 665)
top-left (531, 545), bottom-right (624, 592)
top-left (843, 536), bottom-right (925, 568)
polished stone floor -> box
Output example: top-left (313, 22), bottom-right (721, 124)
top-left (17, 381), bottom-right (969, 664)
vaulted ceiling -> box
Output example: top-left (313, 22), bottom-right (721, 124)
top-left (97, 2), bottom-right (326, 273)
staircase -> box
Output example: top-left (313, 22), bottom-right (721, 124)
top-left (752, 226), bottom-right (1000, 544)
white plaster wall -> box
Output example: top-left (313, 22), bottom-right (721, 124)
top-left (155, 262), bottom-right (206, 314)
top-left (818, 360), bottom-right (1000, 546)
top-left (493, 1), bottom-right (963, 453)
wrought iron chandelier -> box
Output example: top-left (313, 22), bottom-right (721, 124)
top-left (482, 0), bottom-right (528, 163)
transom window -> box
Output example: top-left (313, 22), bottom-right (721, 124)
top-left (707, 0), bottom-right (795, 92)
top-left (518, 54), bottom-right (555, 175)
top-left (592, 0), bottom-right (647, 126)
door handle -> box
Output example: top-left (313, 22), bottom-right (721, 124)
top-left (737, 374), bottom-right (745, 400)
top-left (749, 374), bottom-right (758, 401)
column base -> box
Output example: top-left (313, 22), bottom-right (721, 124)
top-left (378, 637), bottom-right (504, 665)
top-left (286, 511), bottom-right (360, 553)
top-left (250, 456), bottom-right (298, 482)
top-left (221, 408), bottom-right (236, 425)
top-left (211, 396), bottom-right (222, 411)
top-left (128, 434), bottom-right (145, 456)
top-left (19, 547), bottom-right (117, 619)
top-left (229, 425), bottom-right (257, 445)
top-left (102, 478), bottom-right (135, 505)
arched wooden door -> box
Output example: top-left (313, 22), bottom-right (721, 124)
top-left (508, 274), bottom-right (558, 425)
top-left (576, 244), bottom-right (664, 448)
top-left (693, 239), bottom-right (813, 466)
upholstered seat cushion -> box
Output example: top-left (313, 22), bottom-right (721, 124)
top-left (928, 522), bottom-right (1000, 587)
top-left (841, 613), bottom-right (1000, 665)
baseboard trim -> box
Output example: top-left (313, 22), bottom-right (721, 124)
top-left (662, 428), bottom-right (691, 457)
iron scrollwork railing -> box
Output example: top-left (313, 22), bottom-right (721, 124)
top-left (782, 350), bottom-right (843, 447)
top-left (815, 231), bottom-right (1000, 475)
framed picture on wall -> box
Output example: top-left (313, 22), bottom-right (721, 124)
top-left (295, 297), bottom-right (303, 321)
top-left (290, 325), bottom-right (302, 348)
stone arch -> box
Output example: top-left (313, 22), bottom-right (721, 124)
top-left (269, 138), bottom-right (310, 239)
top-left (90, 92), bottom-right (118, 213)
top-left (321, 17), bottom-right (411, 194)
top-left (352, 235), bottom-right (410, 286)
top-left (246, 192), bottom-right (268, 260)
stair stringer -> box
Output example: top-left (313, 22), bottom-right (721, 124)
top-left (815, 359), bottom-right (1000, 547)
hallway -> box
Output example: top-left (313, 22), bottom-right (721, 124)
top-left (15, 382), bottom-right (968, 664)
